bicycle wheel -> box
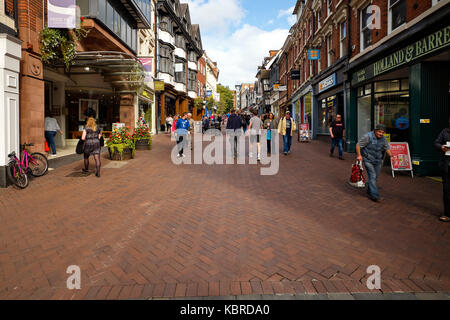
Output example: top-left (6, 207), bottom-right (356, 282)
top-left (6, 161), bottom-right (29, 189)
top-left (29, 152), bottom-right (48, 177)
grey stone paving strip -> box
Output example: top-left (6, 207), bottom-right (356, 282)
top-left (149, 293), bottom-right (450, 301)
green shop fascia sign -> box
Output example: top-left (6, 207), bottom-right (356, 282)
top-left (352, 25), bottom-right (450, 86)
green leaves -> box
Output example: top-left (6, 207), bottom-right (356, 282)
top-left (40, 27), bottom-right (90, 71)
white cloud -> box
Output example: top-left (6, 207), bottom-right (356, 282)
top-left (180, 0), bottom-right (245, 35)
top-left (278, 6), bottom-right (296, 27)
top-left (180, 1), bottom-right (289, 88)
top-left (277, 6), bottom-right (295, 19)
top-left (204, 25), bottom-right (289, 87)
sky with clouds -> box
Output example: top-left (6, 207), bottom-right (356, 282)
top-left (179, 0), bottom-right (297, 89)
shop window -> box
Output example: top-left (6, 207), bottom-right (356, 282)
top-left (175, 34), bottom-right (186, 50)
top-left (389, 0), bottom-right (406, 33)
top-left (340, 21), bottom-right (346, 58)
top-left (113, 10), bottom-right (121, 36)
top-left (401, 79), bottom-right (409, 91)
top-left (374, 89), bottom-right (409, 142)
top-left (365, 84), bottom-right (372, 96)
top-left (78, 0), bottom-right (90, 16)
top-left (360, 5), bottom-right (372, 51)
top-left (357, 85), bottom-right (372, 141)
top-left (159, 57), bottom-right (173, 75)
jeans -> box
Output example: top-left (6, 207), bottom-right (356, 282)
top-left (267, 139), bottom-right (271, 154)
top-left (331, 138), bottom-right (343, 157)
top-left (45, 131), bottom-right (57, 155)
top-left (443, 170), bottom-right (450, 217)
top-left (364, 160), bottom-right (382, 200)
top-left (177, 135), bottom-right (186, 156)
top-left (283, 135), bottom-right (292, 154)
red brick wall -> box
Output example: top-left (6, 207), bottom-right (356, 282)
top-left (5, 0), bottom-right (14, 16)
top-left (17, 0), bottom-right (44, 52)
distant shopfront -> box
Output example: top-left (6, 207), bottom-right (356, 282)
top-left (292, 85), bottom-right (313, 137)
top-left (347, 22), bottom-right (450, 176)
top-left (314, 72), bottom-right (345, 137)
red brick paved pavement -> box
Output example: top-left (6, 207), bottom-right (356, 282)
top-left (0, 134), bottom-right (449, 299)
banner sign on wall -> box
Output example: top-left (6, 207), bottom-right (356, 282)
top-left (389, 142), bottom-right (414, 178)
top-left (319, 73), bottom-right (337, 93)
top-left (139, 58), bottom-right (153, 82)
top-left (48, 0), bottom-right (76, 29)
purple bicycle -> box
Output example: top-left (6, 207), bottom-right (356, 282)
top-left (7, 143), bottom-right (48, 189)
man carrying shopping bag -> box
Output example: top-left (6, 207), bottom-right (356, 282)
top-left (356, 124), bottom-right (393, 202)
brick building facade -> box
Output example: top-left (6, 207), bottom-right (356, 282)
top-left (265, 0), bottom-right (449, 175)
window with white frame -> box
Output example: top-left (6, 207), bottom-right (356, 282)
top-left (389, 0), bottom-right (406, 33)
top-left (317, 8), bottom-right (321, 30)
top-left (327, 34), bottom-right (332, 67)
top-left (309, 60), bottom-right (313, 78)
top-left (340, 21), bottom-right (347, 57)
top-left (360, 4), bottom-right (372, 51)
top-left (318, 50), bottom-right (321, 73)
top-left (327, 0), bottom-right (332, 17)
top-left (310, 17), bottom-right (313, 36)
top-left (432, 0), bottom-right (442, 5)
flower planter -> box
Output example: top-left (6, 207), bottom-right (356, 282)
top-left (135, 138), bottom-right (152, 150)
top-left (108, 145), bottom-right (135, 161)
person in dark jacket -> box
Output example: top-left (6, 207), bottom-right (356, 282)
top-left (434, 126), bottom-right (450, 222)
top-left (356, 124), bottom-right (393, 202)
top-left (227, 109), bottom-right (243, 157)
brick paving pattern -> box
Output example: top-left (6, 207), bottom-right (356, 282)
top-left (0, 134), bottom-right (449, 300)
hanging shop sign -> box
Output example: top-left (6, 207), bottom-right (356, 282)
top-left (352, 25), bottom-right (450, 86)
top-left (154, 81), bottom-right (165, 91)
top-left (273, 84), bottom-right (287, 91)
top-left (291, 70), bottom-right (301, 80)
top-left (48, 0), bottom-right (76, 29)
top-left (308, 49), bottom-right (320, 60)
top-left (319, 73), bottom-right (337, 93)
top-left (139, 58), bottom-right (153, 82)
top-left (389, 142), bottom-right (414, 178)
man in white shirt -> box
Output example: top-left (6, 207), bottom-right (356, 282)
top-left (44, 116), bottom-right (63, 155)
top-left (166, 115), bottom-right (173, 133)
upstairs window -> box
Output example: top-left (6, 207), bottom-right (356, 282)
top-left (389, 0), bottom-right (406, 33)
top-left (327, 0), bottom-right (332, 17)
top-left (340, 21), bottom-right (347, 57)
top-left (327, 35), bottom-right (332, 67)
top-left (360, 5), bottom-right (372, 51)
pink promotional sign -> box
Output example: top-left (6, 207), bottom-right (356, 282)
top-left (139, 58), bottom-right (153, 82)
top-left (389, 142), bottom-right (414, 178)
top-left (48, 0), bottom-right (76, 29)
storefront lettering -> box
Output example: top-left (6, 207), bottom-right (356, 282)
top-left (354, 25), bottom-right (450, 85)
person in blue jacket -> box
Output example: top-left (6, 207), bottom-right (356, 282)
top-left (176, 113), bottom-right (190, 158)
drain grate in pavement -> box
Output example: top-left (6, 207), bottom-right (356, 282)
top-left (66, 172), bottom-right (92, 177)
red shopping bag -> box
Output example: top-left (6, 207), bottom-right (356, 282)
top-left (349, 161), bottom-right (366, 188)
top-left (45, 141), bottom-right (50, 153)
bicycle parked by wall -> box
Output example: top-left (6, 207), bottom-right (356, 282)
top-left (6, 143), bottom-right (48, 189)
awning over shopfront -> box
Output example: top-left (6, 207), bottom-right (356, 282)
top-left (70, 51), bottom-right (146, 94)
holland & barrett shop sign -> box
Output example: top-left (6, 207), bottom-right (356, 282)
top-left (352, 25), bottom-right (450, 86)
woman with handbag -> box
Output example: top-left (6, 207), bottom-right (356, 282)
top-left (81, 117), bottom-right (103, 178)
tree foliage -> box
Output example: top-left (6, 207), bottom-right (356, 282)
top-left (217, 85), bottom-right (234, 114)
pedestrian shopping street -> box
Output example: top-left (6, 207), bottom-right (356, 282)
top-left (0, 135), bottom-right (449, 299)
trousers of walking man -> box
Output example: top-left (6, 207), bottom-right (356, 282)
top-left (278, 111), bottom-right (296, 156)
top-left (434, 125), bottom-right (450, 222)
top-left (356, 124), bottom-right (392, 202)
top-left (329, 114), bottom-right (345, 160)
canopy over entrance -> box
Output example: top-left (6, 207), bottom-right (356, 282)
top-left (70, 51), bottom-right (146, 94)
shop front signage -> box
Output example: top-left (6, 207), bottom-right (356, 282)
top-left (389, 142), bottom-right (414, 178)
top-left (48, 0), bottom-right (76, 29)
top-left (352, 25), bottom-right (450, 86)
top-left (319, 73), bottom-right (337, 93)
top-left (154, 81), bottom-right (165, 91)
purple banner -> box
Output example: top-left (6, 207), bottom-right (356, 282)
top-left (139, 58), bottom-right (153, 82)
top-left (48, 0), bottom-right (76, 29)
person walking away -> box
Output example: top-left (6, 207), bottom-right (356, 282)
top-left (81, 117), bottom-right (102, 178)
top-left (434, 125), bottom-right (450, 222)
top-left (356, 124), bottom-right (393, 202)
top-left (278, 111), bottom-right (296, 156)
top-left (202, 115), bottom-right (210, 133)
top-left (166, 115), bottom-right (173, 133)
top-left (329, 114), bottom-right (346, 160)
top-left (176, 113), bottom-right (190, 158)
top-left (226, 109), bottom-right (243, 158)
top-left (264, 113), bottom-right (278, 155)
top-left (187, 113), bottom-right (195, 150)
top-left (44, 114), bottom-right (63, 156)
top-left (249, 109), bottom-right (263, 161)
